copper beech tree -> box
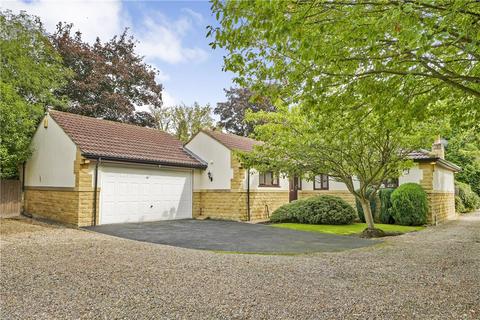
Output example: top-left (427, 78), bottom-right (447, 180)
top-left (51, 23), bottom-right (162, 125)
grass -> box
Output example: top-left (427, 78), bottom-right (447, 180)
top-left (271, 223), bottom-right (425, 235)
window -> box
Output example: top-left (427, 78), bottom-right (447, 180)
top-left (383, 178), bottom-right (399, 188)
top-left (314, 174), bottom-right (329, 190)
top-left (259, 171), bottom-right (279, 187)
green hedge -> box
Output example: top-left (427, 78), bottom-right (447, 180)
top-left (355, 188), bottom-right (395, 224)
top-left (390, 183), bottom-right (428, 226)
top-left (270, 195), bottom-right (356, 225)
top-left (456, 181), bottom-right (480, 213)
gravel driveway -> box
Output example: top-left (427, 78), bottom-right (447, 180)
top-left (1, 213), bottom-right (479, 320)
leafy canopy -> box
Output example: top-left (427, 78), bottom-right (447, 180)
top-left (0, 11), bottom-right (70, 178)
top-left (51, 23), bottom-right (163, 123)
top-left (210, 0), bottom-right (480, 126)
top-left (214, 87), bottom-right (276, 136)
top-left (151, 102), bottom-right (213, 142)
top-left (445, 128), bottom-right (480, 195)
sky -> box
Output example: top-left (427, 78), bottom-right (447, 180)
top-left (1, 0), bottom-right (234, 110)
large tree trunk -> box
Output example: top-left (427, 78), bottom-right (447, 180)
top-left (359, 198), bottom-right (375, 229)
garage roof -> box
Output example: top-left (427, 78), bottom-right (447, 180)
top-left (50, 110), bottom-right (207, 169)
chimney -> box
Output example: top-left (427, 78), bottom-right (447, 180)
top-left (432, 136), bottom-right (445, 159)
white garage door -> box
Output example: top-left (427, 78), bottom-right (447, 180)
top-left (99, 166), bottom-right (192, 224)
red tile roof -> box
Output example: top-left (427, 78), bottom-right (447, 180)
top-left (201, 129), bottom-right (263, 152)
top-left (49, 110), bottom-right (206, 168)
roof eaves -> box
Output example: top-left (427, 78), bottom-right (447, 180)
top-left (82, 153), bottom-right (207, 169)
top-left (182, 147), bottom-right (208, 168)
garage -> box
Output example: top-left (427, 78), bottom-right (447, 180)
top-left (99, 166), bottom-right (193, 224)
top-left (23, 110), bottom-right (206, 227)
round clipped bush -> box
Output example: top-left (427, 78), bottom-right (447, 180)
top-left (456, 181), bottom-right (480, 213)
top-left (390, 183), bottom-right (428, 226)
top-left (270, 195), bottom-right (356, 225)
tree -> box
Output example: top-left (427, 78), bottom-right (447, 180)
top-left (209, 0), bottom-right (476, 231)
top-left (210, 0), bottom-right (479, 127)
top-left (445, 128), bottom-right (480, 196)
top-left (239, 96), bottom-right (435, 233)
top-left (51, 23), bottom-right (162, 123)
top-left (0, 11), bottom-right (70, 178)
top-left (215, 87), bottom-right (276, 136)
top-left (151, 102), bottom-right (213, 142)
top-left (127, 111), bottom-right (156, 128)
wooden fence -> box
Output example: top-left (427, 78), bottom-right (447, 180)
top-left (1, 180), bottom-right (22, 218)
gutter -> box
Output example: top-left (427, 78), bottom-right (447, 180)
top-left (247, 168), bottom-right (251, 221)
top-left (92, 157), bottom-right (101, 226)
top-left (82, 153), bottom-right (207, 170)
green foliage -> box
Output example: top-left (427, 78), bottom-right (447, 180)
top-left (214, 87), bottom-right (276, 136)
top-left (210, 0), bottom-right (480, 127)
top-left (390, 183), bottom-right (428, 226)
top-left (455, 196), bottom-right (466, 214)
top-left (0, 11), bottom-right (70, 178)
top-left (210, 0), bottom-right (458, 230)
top-left (355, 188), bottom-right (396, 224)
top-left (446, 129), bottom-right (480, 196)
top-left (151, 102), bottom-right (213, 142)
top-left (270, 195), bottom-right (356, 225)
top-left (455, 181), bottom-right (480, 213)
top-left (379, 188), bottom-right (396, 224)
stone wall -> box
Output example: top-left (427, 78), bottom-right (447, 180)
top-left (418, 162), bottom-right (457, 224)
top-left (426, 191), bottom-right (456, 224)
top-left (193, 190), bottom-right (289, 221)
top-left (24, 149), bottom-right (98, 227)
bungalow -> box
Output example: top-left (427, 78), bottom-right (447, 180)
top-left (23, 111), bottom-right (460, 226)
top-left (186, 130), bottom-right (460, 224)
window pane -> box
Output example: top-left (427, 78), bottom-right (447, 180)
top-left (266, 172), bottom-right (272, 184)
top-left (272, 174), bottom-right (278, 185)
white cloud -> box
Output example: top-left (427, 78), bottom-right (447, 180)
top-left (135, 13), bottom-right (208, 64)
top-left (3, 1), bottom-right (208, 65)
top-left (181, 8), bottom-right (204, 24)
top-left (162, 90), bottom-right (179, 108)
top-left (3, 0), bottom-right (125, 43)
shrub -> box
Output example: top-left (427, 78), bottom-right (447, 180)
top-left (270, 195), bottom-right (356, 225)
top-left (456, 181), bottom-right (480, 213)
top-left (355, 188), bottom-right (395, 224)
top-left (379, 188), bottom-right (395, 224)
top-left (390, 183), bottom-right (428, 226)
top-left (455, 195), bottom-right (466, 213)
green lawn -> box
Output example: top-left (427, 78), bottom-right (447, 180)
top-left (271, 223), bottom-right (425, 235)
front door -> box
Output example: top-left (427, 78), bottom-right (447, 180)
top-left (289, 176), bottom-right (299, 202)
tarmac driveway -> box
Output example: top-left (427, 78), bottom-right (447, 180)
top-left (85, 219), bottom-right (378, 253)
